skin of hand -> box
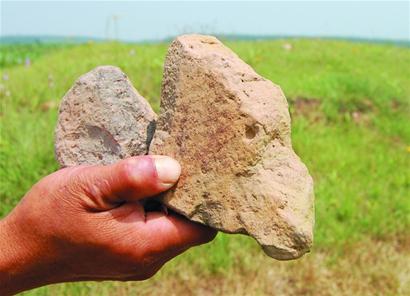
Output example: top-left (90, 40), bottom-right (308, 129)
top-left (0, 156), bottom-right (216, 295)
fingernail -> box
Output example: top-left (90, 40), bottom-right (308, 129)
top-left (153, 156), bottom-right (181, 186)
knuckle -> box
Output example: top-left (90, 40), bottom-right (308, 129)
top-left (117, 159), bottom-right (131, 177)
top-left (137, 255), bottom-right (164, 279)
top-left (117, 160), bottom-right (136, 185)
top-left (141, 265), bottom-right (162, 280)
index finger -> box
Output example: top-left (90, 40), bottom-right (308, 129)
top-left (142, 211), bottom-right (217, 256)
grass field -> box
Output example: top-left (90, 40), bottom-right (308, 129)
top-left (1, 39), bottom-right (409, 295)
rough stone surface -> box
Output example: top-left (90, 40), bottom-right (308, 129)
top-left (55, 66), bottom-right (157, 166)
top-left (150, 35), bottom-right (314, 260)
top-left (54, 36), bottom-right (314, 260)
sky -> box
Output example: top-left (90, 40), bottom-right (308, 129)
top-left (1, 1), bottom-right (409, 41)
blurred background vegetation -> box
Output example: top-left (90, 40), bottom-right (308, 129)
top-left (1, 38), bottom-right (409, 295)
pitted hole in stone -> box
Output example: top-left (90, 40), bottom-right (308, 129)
top-left (245, 124), bottom-right (258, 139)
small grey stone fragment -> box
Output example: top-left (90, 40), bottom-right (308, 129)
top-left (55, 66), bottom-right (157, 166)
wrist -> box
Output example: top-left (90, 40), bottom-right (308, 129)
top-left (0, 214), bottom-right (61, 295)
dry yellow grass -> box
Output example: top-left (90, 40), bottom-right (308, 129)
top-left (41, 236), bottom-right (410, 296)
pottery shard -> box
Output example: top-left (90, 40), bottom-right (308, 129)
top-left (150, 35), bottom-right (315, 260)
top-left (55, 66), bottom-right (157, 166)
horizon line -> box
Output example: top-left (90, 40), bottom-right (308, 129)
top-left (1, 33), bottom-right (409, 46)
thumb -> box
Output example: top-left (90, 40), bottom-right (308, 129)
top-left (74, 155), bottom-right (181, 210)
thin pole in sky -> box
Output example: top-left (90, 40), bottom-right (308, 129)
top-left (113, 15), bottom-right (120, 41)
top-left (105, 15), bottom-right (120, 41)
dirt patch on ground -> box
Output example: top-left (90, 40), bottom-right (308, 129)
top-left (289, 96), bottom-right (381, 125)
top-left (289, 96), bottom-right (323, 122)
top-left (39, 100), bottom-right (59, 112)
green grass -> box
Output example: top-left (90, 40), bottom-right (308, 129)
top-left (1, 39), bottom-right (410, 295)
top-left (0, 43), bottom-right (72, 68)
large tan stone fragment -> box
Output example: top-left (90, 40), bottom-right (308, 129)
top-left (55, 66), bottom-right (157, 166)
top-left (150, 35), bottom-right (315, 260)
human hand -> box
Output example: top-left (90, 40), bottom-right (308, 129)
top-left (0, 156), bottom-right (216, 295)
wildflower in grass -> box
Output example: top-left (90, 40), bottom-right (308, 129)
top-left (2, 73), bottom-right (9, 81)
top-left (48, 74), bottom-right (54, 88)
top-left (25, 57), bottom-right (31, 67)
